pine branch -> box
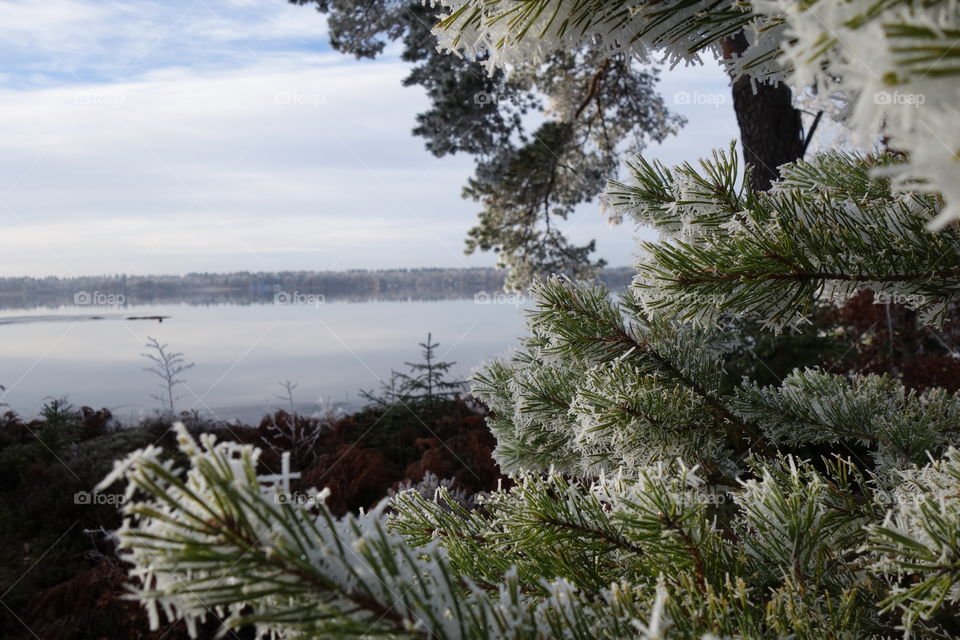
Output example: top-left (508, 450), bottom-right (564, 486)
top-left (733, 369), bottom-right (960, 478)
top-left (101, 426), bottom-right (674, 640)
top-left (612, 149), bottom-right (960, 328)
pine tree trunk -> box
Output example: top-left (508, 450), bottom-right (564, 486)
top-left (722, 32), bottom-right (805, 192)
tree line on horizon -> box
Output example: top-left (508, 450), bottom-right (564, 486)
top-left (0, 267), bottom-right (634, 310)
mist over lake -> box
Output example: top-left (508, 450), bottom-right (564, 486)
top-left (0, 268), bottom-right (635, 422)
top-left (0, 297), bottom-right (528, 423)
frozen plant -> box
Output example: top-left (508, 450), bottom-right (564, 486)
top-left (389, 471), bottom-right (478, 511)
top-left (141, 337), bottom-right (194, 414)
top-left (431, 0), bottom-right (960, 228)
top-left (274, 379), bottom-right (298, 415)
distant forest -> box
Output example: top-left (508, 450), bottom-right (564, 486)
top-left (0, 267), bottom-right (633, 309)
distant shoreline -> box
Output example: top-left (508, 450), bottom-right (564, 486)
top-left (0, 266), bottom-right (634, 311)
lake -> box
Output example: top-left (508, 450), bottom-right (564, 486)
top-left (0, 298), bottom-right (529, 423)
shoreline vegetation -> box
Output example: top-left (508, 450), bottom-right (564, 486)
top-left (0, 339), bottom-right (503, 640)
top-left (6, 292), bottom-right (960, 639)
top-left (0, 399), bottom-right (501, 640)
top-left (0, 266), bottom-right (633, 310)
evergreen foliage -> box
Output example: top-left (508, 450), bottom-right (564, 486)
top-left (398, 333), bottom-right (467, 406)
top-left (100, 2), bottom-right (960, 638)
top-left (430, 0), bottom-right (960, 230)
top-left (362, 333), bottom-right (467, 411)
top-left (141, 337), bottom-right (195, 414)
top-left (609, 145), bottom-right (960, 329)
top-left (0, 393), bottom-right (498, 639)
top-left (291, 0), bottom-right (684, 289)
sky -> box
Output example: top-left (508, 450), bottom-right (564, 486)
top-left (0, 0), bottom-right (740, 277)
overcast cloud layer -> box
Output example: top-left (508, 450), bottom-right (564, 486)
top-left (0, 0), bottom-right (738, 276)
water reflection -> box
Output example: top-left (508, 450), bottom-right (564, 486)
top-left (0, 299), bottom-right (528, 423)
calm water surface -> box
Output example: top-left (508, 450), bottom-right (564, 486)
top-left (0, 299), bottom-right (528, 422)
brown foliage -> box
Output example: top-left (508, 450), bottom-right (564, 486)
top-left (0, 397), bottom-right (503, 639)
top-left (825, 290), bottom-right (960, 393)
top-left (302, 445), bottom-right (396, 515)
top-left (23, 554), bottom-right (247, 640)
top-left (255, 399), bottom-right (504, 516)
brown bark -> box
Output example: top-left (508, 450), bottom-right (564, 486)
top-left (722, 32), bottom-right (805, 192)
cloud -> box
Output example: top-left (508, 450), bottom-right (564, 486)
top-left (0, 0), bottom-right (331, 85)
top-left (0, 55), bottom-right (491, 274)
top-left (0, 0), bottom-right (740, 277)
